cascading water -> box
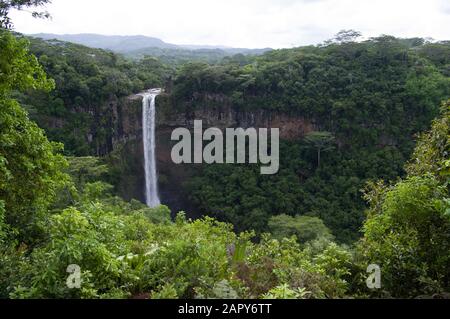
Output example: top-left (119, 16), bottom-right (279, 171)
top-left (142, 88), bottom-right (161, 207)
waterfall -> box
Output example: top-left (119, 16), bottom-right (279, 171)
top-left (142, 88), bottom-right (161, 207)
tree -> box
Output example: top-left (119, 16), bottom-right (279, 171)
top-left (0, 0), bottom-right (51, 29)
top-left (0, 30), bottom-right (67, 243)
top-left (304, 131), bottom-right (335, 167)
top-left (268, 214), bottom-right (334, 244)
top-left (334, 30), bottom-right (362, 43)
top-left (0, 30), bottom-right (53, 94)
top-left (323, 29), bottom-right (362, 45)
top-left (360, 103), bottom-right (450, 297)
top-left (406, 100), bottom-right (450, 180)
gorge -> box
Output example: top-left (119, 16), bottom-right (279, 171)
top-left (21, 33), bottom-right (450, 243)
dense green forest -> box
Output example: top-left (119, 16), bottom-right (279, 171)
top-left (176, 35), bottom-right (449, 242)
top-left (1, 2), bottom-right (449, 299)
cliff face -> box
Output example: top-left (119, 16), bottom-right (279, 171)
top-left (155, 93), bottom-right (316, 139)
top-left (109, 92), bottom-right (315, 214)
top-left (110, 95), bottom-right (143, 151)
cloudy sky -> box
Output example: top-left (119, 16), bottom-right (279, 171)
top-left (10, 0), bottom-right (450, 48)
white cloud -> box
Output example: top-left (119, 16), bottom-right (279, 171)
top-left (9, 0), bottom-right (450, 48)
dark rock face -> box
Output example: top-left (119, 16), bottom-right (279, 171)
top-left (110, 92), bottom-right (315, 216)
top-left (156, 93), bottom-right (316, 139)
top-left (111, 95), bottom-right (143, 151)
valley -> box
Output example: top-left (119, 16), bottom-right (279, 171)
top-left (0, 0), bottom-right (449, 300)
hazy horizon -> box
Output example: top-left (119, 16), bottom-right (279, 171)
top-left (10, 0), bottom-right (450, 49)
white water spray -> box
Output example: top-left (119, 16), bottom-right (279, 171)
top-left (142, 88), bottom-right (161, 207)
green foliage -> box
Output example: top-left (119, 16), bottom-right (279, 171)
top-left (418, 41), bottom-right (450, 76)
top-left (262, 284), bottom-right (309, 299)
top-left (313, 243), bottom-right (352, 296)
top-left (0, 200), bottom-right (6, 242)
top-left (360, 106), bottom-right (450, 297)
top-left (209, 280), bottom-right (240, 299)
top-left (1, 170), bottom-right (356, 300)
top-left (0, 30), bottom-right (54, 95)
top-left (151, 283), bottom-right (178, 299)
top-left (361, 176), bottom-right (450, 297)
top-left (187, 140), bottom-right (405, 242)
top-left (1, 179), bottom-right (174, 299)
top-left (268, 214), bottom-right (334, 244)
top-left (238, 235), bottom-right (353, 298)
top-left (0, 30), bottom-right (68, 243)
top-left (66, 156), bottom-right (110, 189)
top-left (17, 206), bottom-right (126, 298)
top-left (406, 100), bottom-right (450, 180)
top-left (141, 216), bottom-right (238, 298)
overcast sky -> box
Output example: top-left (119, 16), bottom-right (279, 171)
top-left (10, 0), bottom-right (450, 48)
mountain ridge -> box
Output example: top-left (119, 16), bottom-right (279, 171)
top-left (29, 33), bottom-right (272, 55)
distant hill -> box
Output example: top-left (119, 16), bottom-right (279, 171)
top-left (29, 33), bottom-right (271, 58)
top-left (30, 33), bottom-right (178, 52)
